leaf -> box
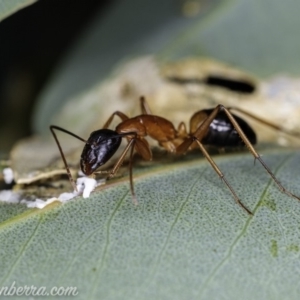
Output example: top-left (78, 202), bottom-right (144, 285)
top-left (1, 149), bottom-right (300, 299)
top-left (3, 1), bottom-right (300, 298)
top-left (0, 0), bottom-right (37, 22)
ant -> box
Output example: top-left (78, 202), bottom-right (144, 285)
top-left (50, 96), bottom-right (300, 215)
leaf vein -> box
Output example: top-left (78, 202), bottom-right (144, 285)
top-left (198, 153), bottom-right (294, 298)
top-left (0, 215), bottom-right (42, 286)
top-left (135, 168), bottom-right (206, 297)
top-left (88, 190), bottom-right (128, 299)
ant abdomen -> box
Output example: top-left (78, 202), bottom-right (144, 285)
top-left (80, 129), bottom-right (122, 175)
top-left (191, 109), bottom-right (257, 148)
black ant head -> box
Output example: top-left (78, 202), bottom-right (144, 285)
top-left (80, 129), bottom-right (122, 175)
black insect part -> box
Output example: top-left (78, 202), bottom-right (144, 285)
top-left (80, 129), bottom-right (122, 175)
top-left (205, 76), bottom-right (255, 94)
top-left (201, 109), bottom-right (257, 148)
top-left (167, 75), bottom-right (255, 94)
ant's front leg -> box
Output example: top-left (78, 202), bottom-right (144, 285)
top-left (50, 125), bottom-right (90, 192)
top-left (107, 138), bottom-right (136, 179)
top-left (106, 136), bottom-right (138, 204)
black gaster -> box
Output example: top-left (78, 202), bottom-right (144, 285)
top-left (80, 129), bottom-right (122, 175)
top-left (201, 109), bottom-right (257, 147)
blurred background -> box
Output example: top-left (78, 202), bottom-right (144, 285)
top-left (0, 0), bottom-right (113, 152)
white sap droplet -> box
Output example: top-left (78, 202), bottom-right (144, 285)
top-left (3, 168), bottom-right (14, 184)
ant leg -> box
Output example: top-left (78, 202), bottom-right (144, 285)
top-left (50, 125), bottom-right (89, 191)
top-left (129, 139), bottom-right (138, 205)
top-left (177, 134), bottom-right (253, 214)
top-left (177, 105), bottom-right (225, 155)
top-left (140, 96), bottom-right (153, 115)
top-left (176, 136), bottom-right (194, 155)
top-left (221, 105), bottom-right (300, 202)
top-left (107, 134), bottom-right (152, 204)
top-left (194, 138), bottom-right (253, 215)
top-left (177, 105), bottom-right (227, 155)
top-left (180, 104), bottom-right (300, 212)
top-left (134, 138), bottom-right (152, 160)
top-left (127, 138), bottom-right (152, 204)
top-left (177, 122), bottom-right (188, 139)
top-left (228, 107), bottom-right (300, 138)
top-left (102, 111), bottom-right (129, 129)
top-left (106, 137), bottom-right (137, 203)
top-left (107, 133), bottom-right (138, 179)
top-left (107, 136), bottom-right (152, 178)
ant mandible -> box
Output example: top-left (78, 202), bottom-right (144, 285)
top-left (50, 96), bottom-right (300, 215)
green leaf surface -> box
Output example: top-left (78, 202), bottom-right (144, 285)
top-left (0, 0), bottom-right (37, 22)
top-left (1, 149), bottom-right (300, 299)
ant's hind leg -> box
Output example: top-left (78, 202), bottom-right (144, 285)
top-left (228, 106), bottom-right (300, 139)
top-left (221, 105), bottom-right (300, 203)
top-left (194, 139), bottom-right (253, 215)
top-left (175, 105), bottom-right (254, 214)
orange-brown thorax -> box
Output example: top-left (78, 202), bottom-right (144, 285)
top-left (116, 115), bottom-right (177, 142)
top-left (116, 115), bottom-right (183, 153)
